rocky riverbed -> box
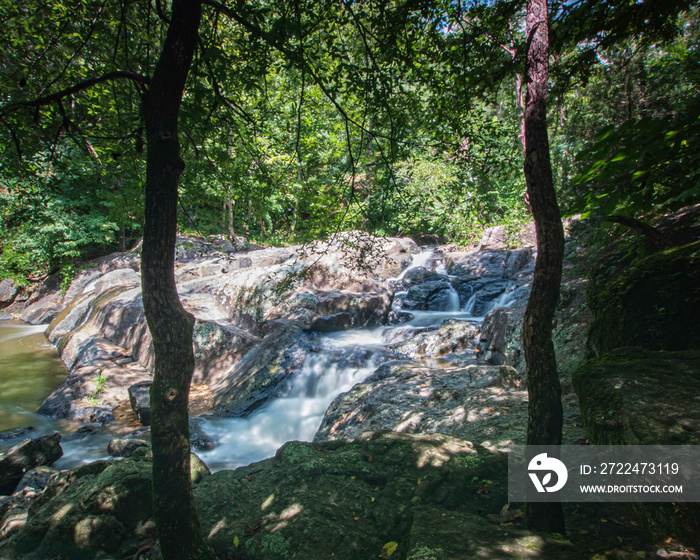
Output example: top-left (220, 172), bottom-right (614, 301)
top-left (1, 214), bottom-right (698, 559)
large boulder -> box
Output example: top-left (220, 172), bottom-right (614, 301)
top-left (383, 319), bottom-right (480, 360)
top-left (212, 321), bottom-right (313, 416)
top-left (1, 433), bottom-right (581, 560)
top-left (194, 432), bottom-right (514, 560)
top-left (586, 241), bottom-right (700, 357)
top-left (446, 249), bottom-right (534, 279)
top-left (39, 351), bottom-right (152, 423)
top-left (314, 360), bottom-right (524, 448)
top-left (0, 279), bottom-right (18, 308)
top-left (19, 273), bottom-right (64, 325)
top-left (573, 348), bottom-right (700, 549)
top-left (0, 434), bottom-right (63, 495)
top-left (403, 281), bottom-right (456, 311)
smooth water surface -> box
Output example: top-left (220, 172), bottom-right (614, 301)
top-left (0, 321), bottom-right (69, 432)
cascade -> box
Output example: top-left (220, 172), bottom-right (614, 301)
top-left (0, 249), bottom-right (524, 472)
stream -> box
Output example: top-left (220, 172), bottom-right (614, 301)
top-left (0, 250), bottom-right (519, 472)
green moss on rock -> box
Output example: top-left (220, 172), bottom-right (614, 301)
top-left (586, 241), bottom-right (700, 357)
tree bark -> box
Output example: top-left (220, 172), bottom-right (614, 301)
top-left (140, 0), bottom-right (217, 558)
top-left (522, 0), bottom-right (566, 534)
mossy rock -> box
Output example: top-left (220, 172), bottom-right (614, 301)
top-left (0, 448), bottom-right (210, 559)
top-left (586, 241), bottom-right (700, 357)
top-left (0, 453), bottom-right (153, 559)
top-left (194, 432), bottom-right (514, 560)
top-left (572, 347), bottom-right (700, 548)
top-left (572, 347), bottom-right (700, 445)
top-left (405, 507), bottom-right (573, 559)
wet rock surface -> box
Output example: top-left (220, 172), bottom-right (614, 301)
top-left (0, 434), bottom-right (63, 495)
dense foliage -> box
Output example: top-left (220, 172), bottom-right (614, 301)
top-left (0, 1), bottom-right (698, 281)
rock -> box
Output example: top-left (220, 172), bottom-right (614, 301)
top-left (586, 241), bottom-right (700, 357)
top-left (189, 419), bottom-right (216, 451)
top-left (192, 320), bottom-right (260, 385)
top-left (405, 507), bottom-right (569, 560)
top-left (403, 281), bottom-right (455, 311)
top-left (0, 279), bottom-right (18, 308)
top-left (396, 267), bottom-right (444, 287)
top-left (14, 466), bottom-right (57, 494)
top-left (573, 348), bottom-right (700, 549)
top-left (384, 319), bottom-right (480, 359)
top-left (573, 348), bottom-right (700, 446)
top-left (128, 381), bottom-right (152, 426)
top-left (0, 427), bottom-right (34, 441)
top-left (477, 305), bottom-right (527, 367)
top-left (212, 321), bottom-right (312, 416)
top-left (107, 438), bottom-right (149, 457)
top-left (195, 432), bottom-right (512, 560)
top-left (39, 357), bottom-right (152, 423)
top-left (19, 272), bottom-right (64, 325)
top-left (0, 433), bottom-right (63, 495)
top-left (446, 249), bottom-right (534, 279)
top-left (190, 453), bottom-right (211, 484)
top-left (478, 225), bottom-right (509, 250)
top-left (0, 451), bottom-right (154, 559)
top-left (314, 361), bottom-right (523, 447)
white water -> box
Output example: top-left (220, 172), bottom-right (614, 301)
top-left (484, 288), bottom-right (518, 314)
top-left (0, 250), bottom-right (523, 473)
top-left (445, 286), bottom-right (461, 312)
top-left (197, 332), bottom-right (383, 471)
top-left (463, 293), bottom-right (477, 314)
top-left (196, 250), bottom-right (520, 471)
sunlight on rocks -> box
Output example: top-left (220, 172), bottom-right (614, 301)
top-left (265, 503), bottom-right (304, 532)
top-left (207, 519), bottom-right (227, 539)
top-left (261, 493), bottom-right (275, 510)
top-left (51, 503), bottom-right (74, 523)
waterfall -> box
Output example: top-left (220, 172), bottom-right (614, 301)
top-left (395, 250), bottom-right (434, 280)
top-left (484, 288), bottom-right (517, 314)
top-left (462, 293), bottom-right (477, 314)
top-left (445, 286), bottom-right (461, 312)
top-left (197, 330), bottom-right (384, 471)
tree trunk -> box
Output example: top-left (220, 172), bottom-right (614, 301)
top-left (522, 0), bottom-right (566, 535)
top-left (140, 0), bottom-right (217, 558)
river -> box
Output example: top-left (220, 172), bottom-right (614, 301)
top-left (0, 250), bottom-right (519, 472)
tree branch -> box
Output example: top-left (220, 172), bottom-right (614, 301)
top-left (603, 215), bottom-right (673, 250)
top-left (1, 71), bottom-right (149, 114)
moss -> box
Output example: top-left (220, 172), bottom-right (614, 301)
top-left (587, 241), bottom-right (700, 357)
top-left (407, 545), bottom-right (445, 560)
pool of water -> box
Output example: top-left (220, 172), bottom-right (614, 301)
top-left (0, 321), bottom-right (69, 432)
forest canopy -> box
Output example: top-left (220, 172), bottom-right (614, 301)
top-left (0, 0), bottom-right (697, 279)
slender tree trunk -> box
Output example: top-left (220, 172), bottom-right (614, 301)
top-left (226, 197), bottom-right (235, 240)
top-left (140, 0), bottom-right (217, 558)
top-left (522, 0), bottom-right (566, 535)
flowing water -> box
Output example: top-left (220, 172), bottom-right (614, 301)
top-left (0, 249), bottom-right (519, 472)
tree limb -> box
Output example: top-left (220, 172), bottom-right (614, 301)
top-left (1, 71), bottom-right (149, 114)
top-left (603, 215), bottom-right (673, 250)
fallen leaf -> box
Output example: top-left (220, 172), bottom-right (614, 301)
top-left (417, 477), bottom-right (421, 485)
top-left (354, 517), bottom-right (360, 522)
top-left (233, 536), bottom-right (240, 549)
top-left (371, 497), bottom-right (375, 502)
top-left (379, 541), bottom-right (398, 558)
